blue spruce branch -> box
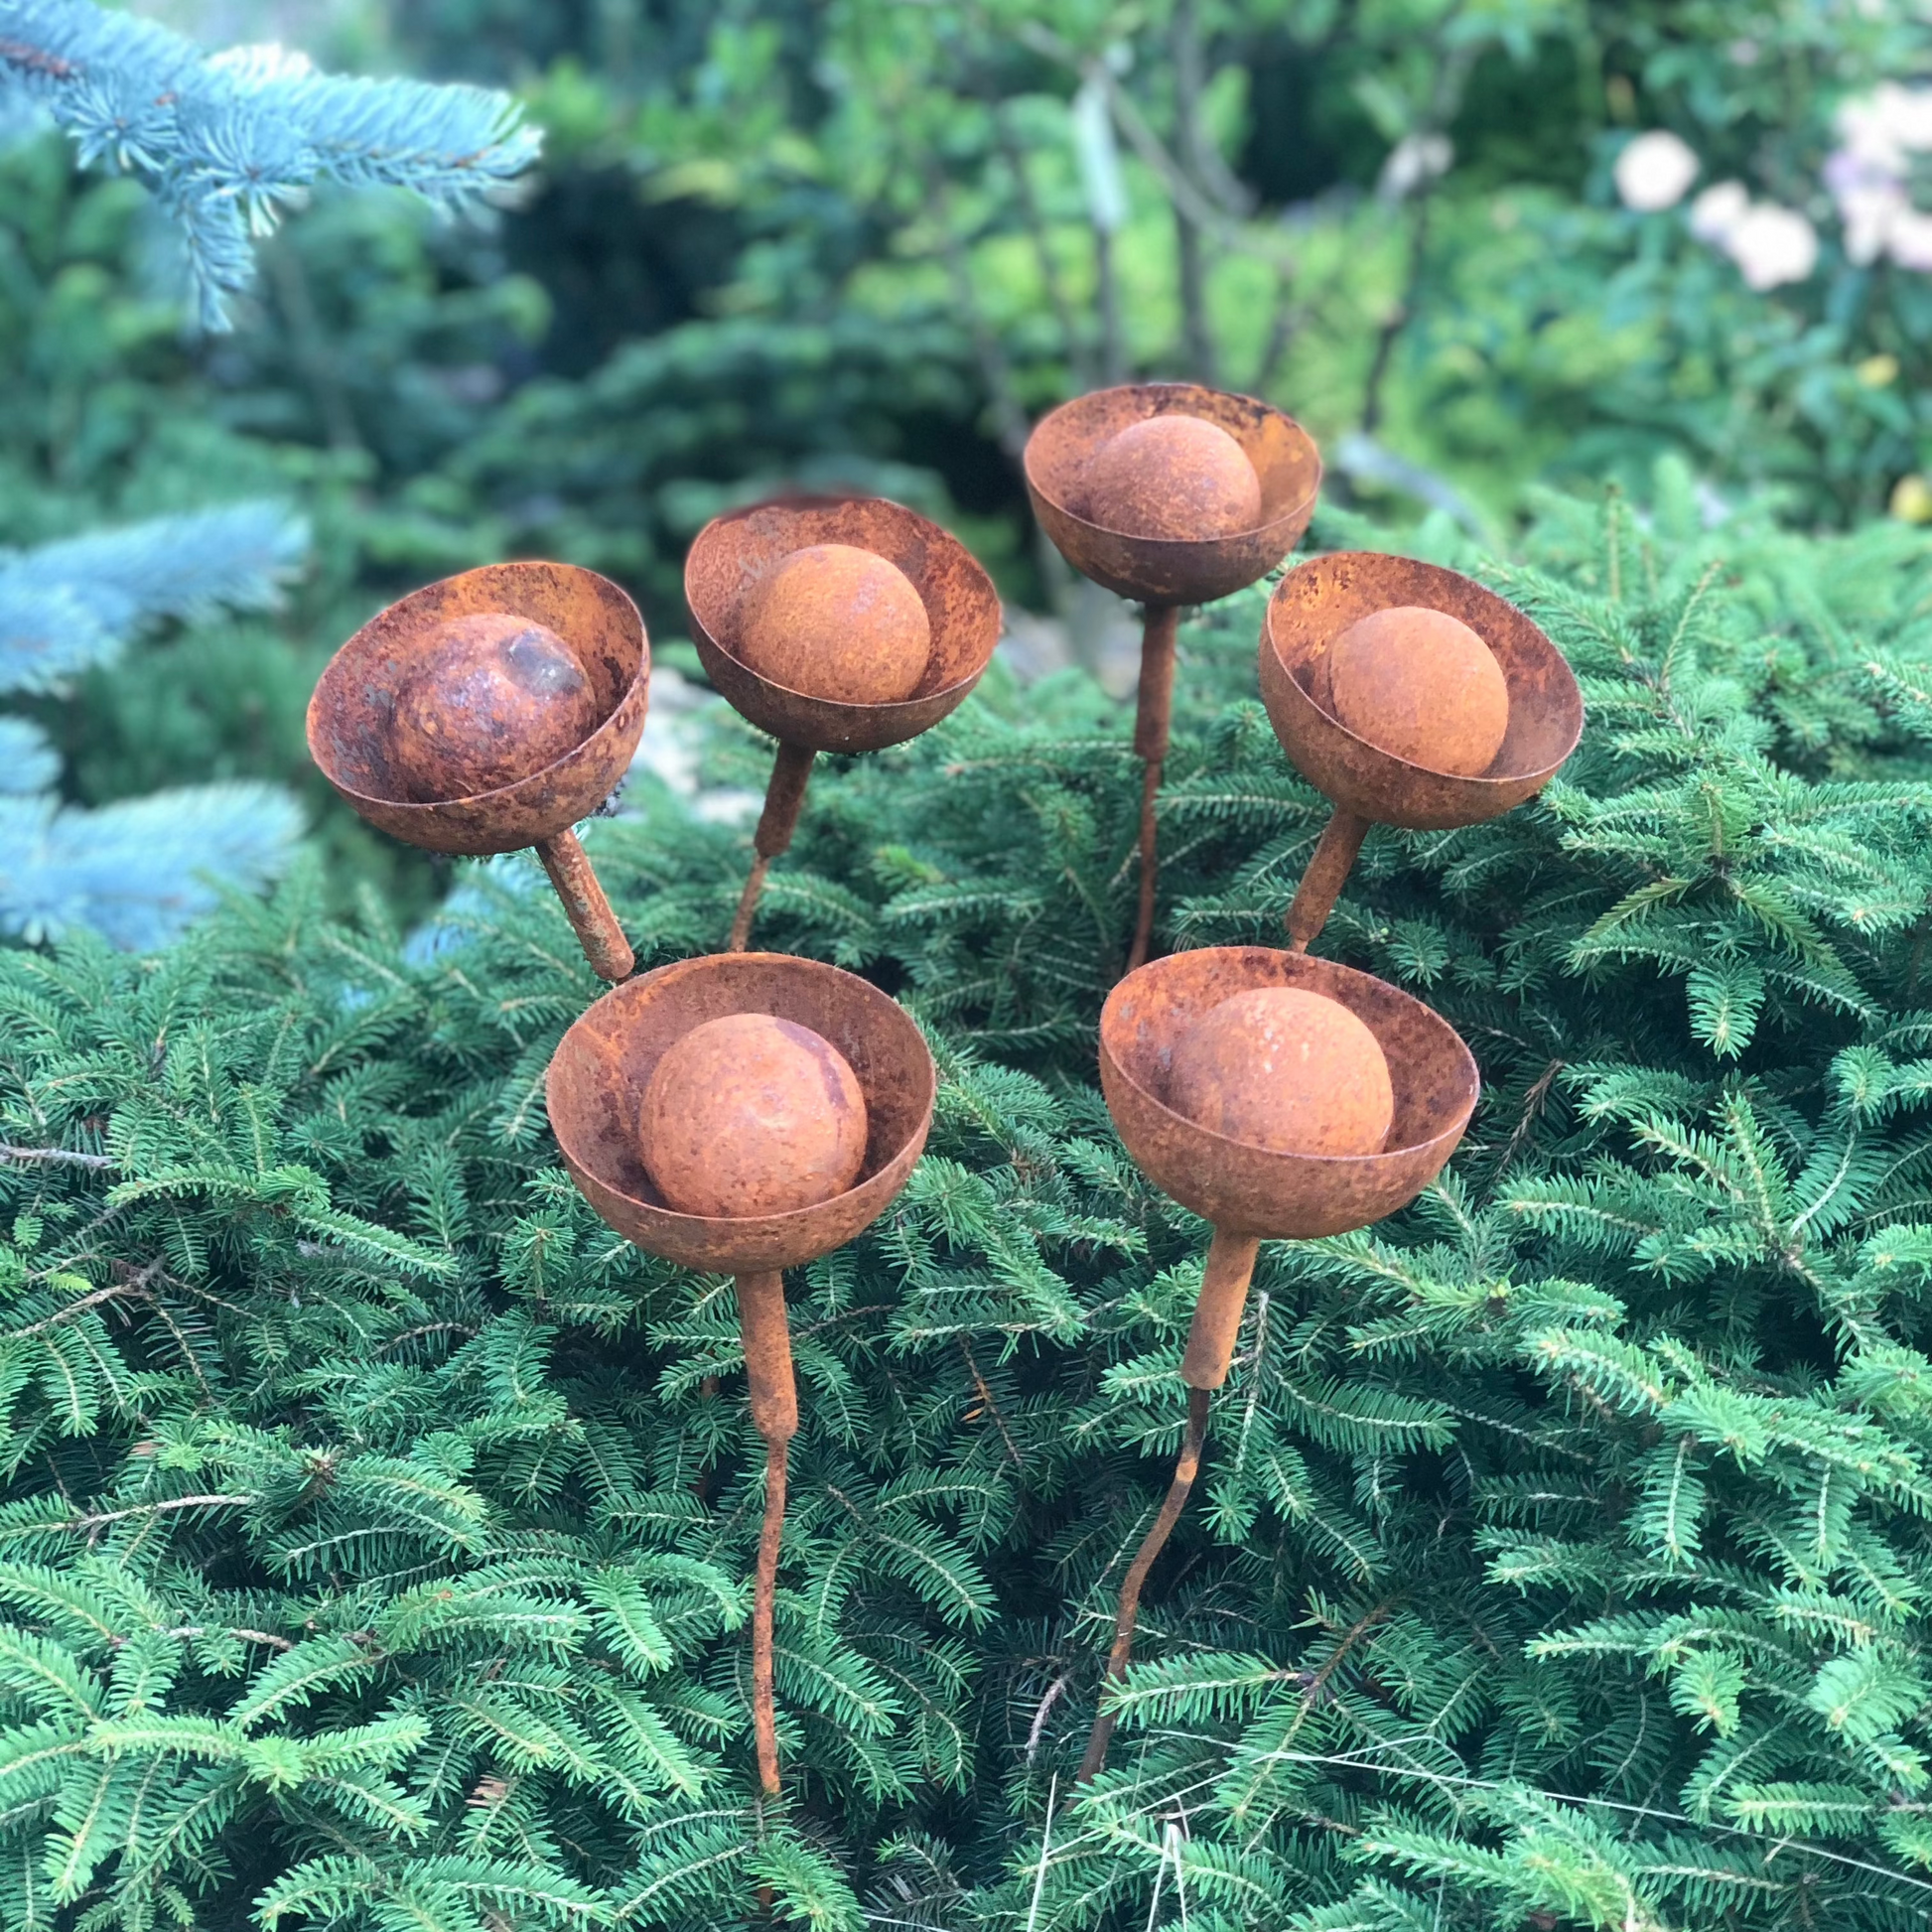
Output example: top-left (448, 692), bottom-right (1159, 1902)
top-left (0, 0), bottom-right (540, 326)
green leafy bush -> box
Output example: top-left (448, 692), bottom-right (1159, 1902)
top-left (9, 472), bottom-right (1932, 1927)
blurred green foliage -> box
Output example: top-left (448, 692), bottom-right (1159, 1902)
top-left (7, 0), bottom-right (1932, 914)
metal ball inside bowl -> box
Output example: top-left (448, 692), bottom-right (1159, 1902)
top-left (638, 1013), bottom-right (869, 1219)
top-left (737, 543), bottom-right (932, 706)
top-left (1169, 987), bottom-right (1393, 1158)
top-left (1082, 415), bottom-right (1262, 542)
top-left (387, 612), bottom-right (604, 803)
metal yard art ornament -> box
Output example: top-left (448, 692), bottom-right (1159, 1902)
top-left (1076, 557), bottom-right (1582, 1781)
top-left (307, 562), bottom-right (648, 981)
top-left (684, 495), bottom-right (1002, 952)
top-left (1024, 383), bottom-right (1321, 972)
top-left (545, 952), bottom-right (935, 1797)
top-left (1261, 553), bottom-right (1584, 952)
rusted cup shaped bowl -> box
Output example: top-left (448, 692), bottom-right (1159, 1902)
top-left (1261, 552), bottom-right (1582, 833)
top-left (546, 952), bottom-right (936, 1274)
top-left (684, 495), bottom-right (1002, 757)
top-left (1100, 946), bottom-right (1477, 1239)
top-left (308, 562), bottom-right (649, 856)
top-left (1024, 383), bottom-right (1321, 607)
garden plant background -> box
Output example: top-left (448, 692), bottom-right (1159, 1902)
top-left (10, 2), bottom-right (1932, 1927)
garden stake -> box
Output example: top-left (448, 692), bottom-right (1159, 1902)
top-left (684, 496), bottom-right (1001, 952)
top-left (1260, 554), bottom-right (1583, 953)
top-left (545, 952), bottom-right (935, 1797)
top-left (308, 562), bottom-right (647, 980)
top-left (1079, 945), bottom-right (1479, 1779)
top-left (1023, 384), bottom-right (1320, 972)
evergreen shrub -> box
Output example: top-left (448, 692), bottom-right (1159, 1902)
top-left (8, 473), bottom-right (1932, 1927)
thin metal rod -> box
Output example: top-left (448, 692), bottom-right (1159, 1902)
top-left (1128, 604), bottom-right (1181, 974)
top-left (534, 829), bottom-right (633, 982)
top-left (1078, 1228), bottom-right (1257, 1780)
top-left (737, 1270), bottom-right (797, 1799)
top-left (730, 742), bottom-right (817, 952)
top-left (1077, 1384), bottom-right (1211, 1782)
top-left (1180, 1228), bottom-right (1262, 1392)
top-left (753, 1436), bottom-right (787, 1800)
top-left (1284, 805), bottom-right (1371, 953)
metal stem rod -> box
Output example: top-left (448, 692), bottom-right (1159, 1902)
top-left (730, 742), bottom-right (817, 952)
top-left (1284, 805), bottom-right (1371, 953)
top-left (737, 1269), bottom-right (798, 1798)
top-left (1077, 1385), bottom-right (1211, 1782)
top-left (1128, 604), bottom-right (1181, 974)
top-left (1077, 1226), bottom-right (1259, 1780)
top-left (535, 829), bottom-right (633, 982)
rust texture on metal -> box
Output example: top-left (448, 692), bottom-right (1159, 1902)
top-left (546, 952), bottom-right (935, 1276)
top-left (386, 611), bottom-right (605, 803)
top-left (535, 829), bottom-right (634, 982)
top-left (738, 543), bottom-right (932, 706)
top-left (728, 741), bottom-right (820, 954)
top-left (1169, 986), bottom-right (1394, 1158)
top-left (1322, 605), bottom-right (1511, 779)
top-left (1126, 604), bottom-right (1180, 975)
top-left (1083, 413), bottom-right (1263, 543)
top-left (639, 1013), bottom-right (869, 1219)
top-left (1024, 383), bottom-right (1320, 607)
top-left (1100, 946), bottom-right (1478, 1240)
top-left (1262, 552), bottom-right (1581, 833)
top-left (1284, 807), bottom-right (1371, 955)
top-left (685, 495), bottom-right (1002, 757)
top-left (1179, 1227), bottom-right (1263, 1392)
top-left (1076, 1383), bottom-right (1210, 1784)
top-left (753, 1436), bottom-right (788, 1796)
top-left (308, 560), bottom-right (648, 855)
top-left (736, 1271), bottom-right (799, 1446)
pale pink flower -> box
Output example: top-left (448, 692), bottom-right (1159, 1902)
top-left (1615, 130), bottom-right (1700, 211)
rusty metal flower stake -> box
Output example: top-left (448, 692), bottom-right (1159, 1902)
top-left (1260, 554), bottom-right (1583, 954)
top-left (545, 952), bottom-right (935, 1797)
top-left (1080, 944), bottom-right (1477, 1779)
top-left (308, 562), bottom-right (648, 981)
top-left (1024, 384), bottom-right (1321, 973)
top-left (684, 496), bottom-right (1002, 952)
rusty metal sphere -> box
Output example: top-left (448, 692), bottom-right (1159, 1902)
top-left (1100, 946), bottom-right (1476, 1239)
top-left (308, 562), bottom-right (648, 856)
top-left (1322, 606), bottom-right (1510, 780)
top-left (1083, 414), bottom-right (1263, 543)
top-left (547, 952), bottom-right (935, 1275)
top-left (639, 1013), bottom-right (869, 1219)
top-left (738, 543), bottom-right (932, 706)
top-left (387, 612), bottom-right (604, 804)
top-left (685, 495), bottom-right (1001, 756)
top-left (1169, 987), bottom-right (1393, 1157)
top-left (1024, 383), bottom-right (1320, 606)
top-left (1262, 553), bottom-right (1582, 833)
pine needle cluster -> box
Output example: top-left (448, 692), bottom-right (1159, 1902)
top-left (8, 467), bottom-right (1932, 1926)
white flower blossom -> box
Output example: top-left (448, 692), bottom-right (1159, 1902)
top-left (1826, 85), bottom-right (1932, 274)
top-left (1725, 204), bottom-right (1819, 290)
top-left (1888, 207), bottom-right (1932, 273)
top-left (1689, 181), bottom-right (1748, 244)
top-left (1615, 130), bottom-right (1700, 211)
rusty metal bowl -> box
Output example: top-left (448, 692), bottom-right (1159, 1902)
top-left (1100, 946), bottom-right (1477, 1239)
top-left (1261, 552), bottom-right (1582, 832)
top-left (546, 952), bottom-right (935, 1274)
top-left (308, 562), bottom-right (649, 856)
top-left (684, 496), bottom-right (1002, 757)
top-left (1024, 383), bottom-right (1321, 607)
